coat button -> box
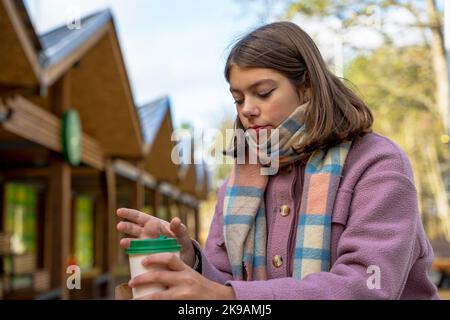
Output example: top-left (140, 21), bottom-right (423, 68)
top-left (272, 255), bottom-right (283, 268)
top-left (280, 205), bottom-right (290, 217)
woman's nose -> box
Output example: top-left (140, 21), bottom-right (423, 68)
top-left (240, 101), bottom-right (260, 118)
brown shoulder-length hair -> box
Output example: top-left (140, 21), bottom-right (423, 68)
top-left (224, 21), bottom-right (373, 160)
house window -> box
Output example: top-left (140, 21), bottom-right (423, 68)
top-left (74, 196), bottom-right (94, 270)
top-left (3, 183), bottom-right (38, 291)
top-left (4, 183), bottom-right (37, 254)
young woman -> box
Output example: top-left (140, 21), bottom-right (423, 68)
top-left (116, 21), bottom-right (439, 299)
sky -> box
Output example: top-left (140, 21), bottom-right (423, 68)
top-left (23, 0), bottom-right (428, 133)
top-left (23, 0), bottom-right (283, 132)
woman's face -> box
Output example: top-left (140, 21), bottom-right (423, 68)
top-left (229, 66), bottom-right (303, 133)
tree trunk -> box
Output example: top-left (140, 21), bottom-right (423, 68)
top-left (427, 0), bottom-right (450, 132)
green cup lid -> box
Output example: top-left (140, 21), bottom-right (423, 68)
top-left (126, 235), bottom-right (181, 255)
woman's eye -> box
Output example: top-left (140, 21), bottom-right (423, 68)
top-left (234, 100), bottom-right (243, 105)
top-left (258, 89), bottom-right (274, 98)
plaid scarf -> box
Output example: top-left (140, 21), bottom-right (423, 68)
top-left (223, 102), bottom-right (352, 280)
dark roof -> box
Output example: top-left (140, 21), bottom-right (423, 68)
top-left (138, 96), bottom-right (172, 148)
top-left (16, 0), bottom-right (42, 52)
top-left (38, 9), bottom-right (112, 68)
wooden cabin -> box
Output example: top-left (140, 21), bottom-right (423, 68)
top-left (0, 0), bottom-right (208, 300)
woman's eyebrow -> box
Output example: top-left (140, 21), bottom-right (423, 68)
top-left (230, 79), bottom-right (276, 93)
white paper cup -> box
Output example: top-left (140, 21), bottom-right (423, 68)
top-left (126, 236), bottom-right (181, 299)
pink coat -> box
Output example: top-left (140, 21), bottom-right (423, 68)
top-left (194, 133), bottom-right (439, 299)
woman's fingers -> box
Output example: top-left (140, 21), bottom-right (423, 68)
top-left (142, 252), bottom-right (186, 272)
top-left (117, 221), bottom-right (143, 237)
top-left (169, 217), bottom-right (189, 239)
top-left (169, 217), bottom-right (194, 263)
top-left (135, 288), bottom-right (181, 300)
top-left (143, 219), bottom-right (176, 238)
top-left (117, 208), bottom-right (170, 239)
top-left (116, 208), bottom-right (151, 226)
top-left (119, 238), bottom-right (132, 248)
top-left (116, 209), bottom-right (192, 252)
top-left (130, 269), bottom-right (181, 289)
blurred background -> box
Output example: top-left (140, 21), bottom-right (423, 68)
top-left (0, 0), bottom-right (450, 299)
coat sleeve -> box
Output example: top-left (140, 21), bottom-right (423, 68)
top-left (192, 179), bottom-right (233, 284)
top-left (227, 149), bottom-right (426, 299)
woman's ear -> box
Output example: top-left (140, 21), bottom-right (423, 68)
top-left (303, 87), bottom-right (312, 103)
top-left (298, 71), bottom-right (312, 103)
top-left (299, 86), bottom-right (312, 103)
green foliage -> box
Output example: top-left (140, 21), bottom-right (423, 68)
top-left (346, 45), bottom-right (450, 237)
top-left (287, 0), bottom-right (386, 23)
top-left (347, 46), bottom-right (436, 116)
top-left (287, 0), bottom-right (332, 19)
top-left (180, 122), bottom-right (194, 130)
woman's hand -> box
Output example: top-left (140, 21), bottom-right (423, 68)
top-left (129, 252), bottom-right (236, 300)
top-left (116, 208), bottom-right (196, 268)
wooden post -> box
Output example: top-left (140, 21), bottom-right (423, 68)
top-left (94, 192), bottom-right (105, 273)
top-left (179, 202), bottom-right (187, 229)
top-left (132, 181), bottom-right (144, 211)
top-left (45, 154), bottom-right (71, 299)
top-left (194, 203), bottom-right (200, 241)
top-left (143, 187), bottom-right (152, 215)
top-left (187, 206), bottom-right (196, 240)
top-left (153, 188), bottom-right (162, 219)
top-left (131, 162), bottom-right (144, 211)
top-left (165, 196), bottom-right (172, 221)
top-left (46, 72), bottom-right (72, 299)
top-left (36, 191), bottom-right (46, 269)
top-left (0, 182), bottom-right (4, 232)
top-left (103, 159), bottom-right (116, 297)
top-left (0, 181), bottom-right (4, 292)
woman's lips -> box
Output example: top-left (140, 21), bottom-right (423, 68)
top-left (248, 125), bottom-right (268, 132)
